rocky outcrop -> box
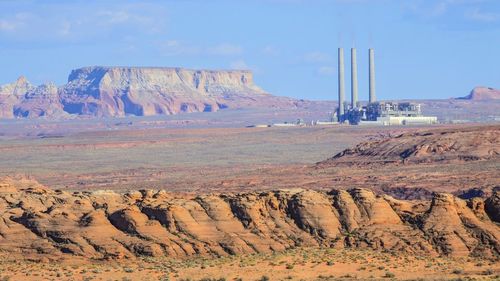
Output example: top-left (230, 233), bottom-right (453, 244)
top-left (485, 191), bottom-right (500, 223)
top-left (0, 76), bottom-right (67, 118)
top-left (421, 193), bottom-right (499, 257)
top-left (0, 178), bottom-right (498, 261)
top-left (0, 67), bottom-right (297, 118)
top-left (321, 125), bottom-right (500, 166)
top-left (458, 87), bottom-right (500, 101)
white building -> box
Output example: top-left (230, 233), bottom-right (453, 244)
top-left (377, 116), bottom-right (438, 126)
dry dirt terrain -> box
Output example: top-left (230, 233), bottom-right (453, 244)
top-left (0, 124), bottom-right (385, 192)
top-left (0, 123), bottom-right (498, 199)
top-left (1, 248), bottom-right (499, 280)
top-left (0, 124), bottom-right (499, 280)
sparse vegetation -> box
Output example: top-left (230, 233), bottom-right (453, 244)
top-left (452, 269), bottom-right (464, 274)
top-left (383, 271), bottom-right (395, 278)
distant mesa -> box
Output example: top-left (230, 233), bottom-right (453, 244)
top-left (458, 86), bottom-right (500, 101)
top-left (0, 66), bottom-right (298, 119)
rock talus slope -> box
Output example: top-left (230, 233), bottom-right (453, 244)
top-left (0, 178), bottom-right (498, 261)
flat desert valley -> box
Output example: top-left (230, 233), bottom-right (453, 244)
top-left (0, 112), bottom-right (499, 280)
top-left (0, 115), bottom-right (498, 197)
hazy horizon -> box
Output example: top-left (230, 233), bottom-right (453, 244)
top-left (1, 0), bottom-right (499, 101)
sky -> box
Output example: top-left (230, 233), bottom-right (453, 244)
top-left (0, 0), bottom-right (499, 101)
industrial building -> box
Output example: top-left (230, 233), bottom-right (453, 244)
top-left (334, 48), bottom-right (437, 125)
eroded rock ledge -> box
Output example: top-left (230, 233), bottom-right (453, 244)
top-left (321, 125), bottom-right (500, 165)
top-left (0, 178), bottom-right (498, 261)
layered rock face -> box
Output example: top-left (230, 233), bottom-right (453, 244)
top-left (459, 87), bottom-right (500, 101)
top-left (60, 67), bottom-right (294, 117)
top-left (0, 76), bottom-right (66, 118)
top-left (0, 67), bottom-right (296, 118)
top-left (322, 125), bottom-right (499, 165)
top-left (0, 178), bottom-right (498, 260)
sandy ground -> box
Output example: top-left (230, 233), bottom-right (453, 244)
top-left (1, 248), bottom-right (499, 281)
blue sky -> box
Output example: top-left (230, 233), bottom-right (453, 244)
top-left (0, 0), bottom-right (499, 100)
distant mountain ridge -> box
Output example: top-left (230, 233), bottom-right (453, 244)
top-left (0, 66), bottom-right (298, 118)
top-left (458, 86), bottom-right (500, 101)
top-left (1, 69), bottom-right (498, 119)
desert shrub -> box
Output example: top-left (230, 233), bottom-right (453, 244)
top-left (452, 269), bottom-right (463, 274)
top-left (482, 269), bottom-right (493, 275)
top-left (159, 275), bottom-right (170, 281)
top-left (383, 272), bottom-right (395, 278)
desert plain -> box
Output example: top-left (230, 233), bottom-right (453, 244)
top-left (0, 112), bottom-right (499, 280)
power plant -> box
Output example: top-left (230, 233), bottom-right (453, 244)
top-left (333, 47), bottom-right (437, 126)
top-left (249, 47), bottom-right (437, 128)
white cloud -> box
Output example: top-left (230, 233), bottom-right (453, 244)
top-left (230, 59), bottom-right (250, 70)
top-left (405, 0), bottom-right (497, 20)
top-left (317, 66), bottom-right (336, 76)
top-left (304, 51), bottom-right (332, 63)
top-left (0, 20), bottom-right (16, 31)
top-left (85, 9), bottom-right (164, 34)
top-left (0, 13), bottom-right (31, 32)
top-left (98, 11), bottom-right (131, 24)
top-left (262, 45), bottom-right (280, 56)
top-left (157, 41), bottom-right (247, 58)
top-left (158, 40), bottom-right (201, 56)
top-left (59, 20), bottom-right (72, 37)
top-left (466, 8), bottom-right (499, 22)
top-left (208, 43), bottom-right (243, 56)
top-left (430, 1), bottom-right (449, 16)
top-left (0, 3), bottom-right (168, 41)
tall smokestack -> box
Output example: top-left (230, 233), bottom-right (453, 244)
top-left (338, 48), bottom-right (345, 117)
top-left (369, 48), bottom-right (376, 103)
top-left (351, 48), bottom-right (358, 107)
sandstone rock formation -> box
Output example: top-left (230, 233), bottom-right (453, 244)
top-left (459, 86), bottom-right (500, 101)
top-left (321, 125), bottom-right (499, 165)
top-left (0, 67), bottom-right (297, 118)
top-left (0, 76), bottom-right (66, 118)
top-left (485, 191), bottom-right (500, 223)
top-left (60, 67), bottom-right (296, 117)
top-left (0, 177), bottom-right (498, 261)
